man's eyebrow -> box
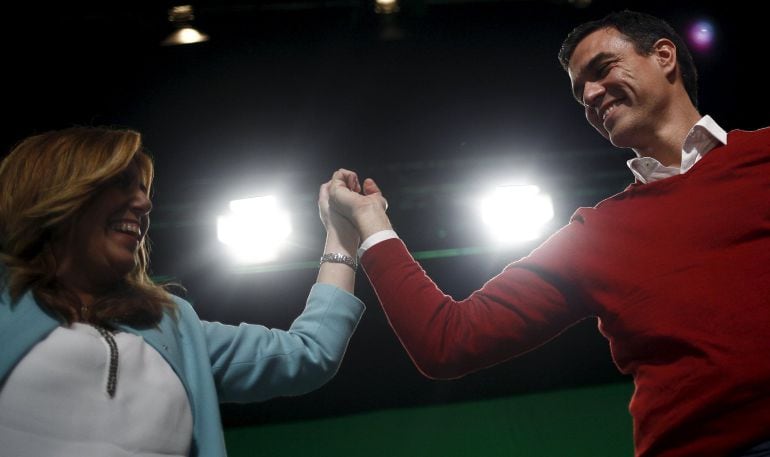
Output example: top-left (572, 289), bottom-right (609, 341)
top-left (571, 51), bottom-right (615, 103)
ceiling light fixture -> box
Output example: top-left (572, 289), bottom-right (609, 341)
top-left (161, 5), bottom-right (209, 46)
top-left (375, 0), bottom-right (400, 15)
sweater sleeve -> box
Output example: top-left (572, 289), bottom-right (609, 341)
top-left (361, 231), bottom-right (591, 380)
top-left (202, 283), bottom-right (364, 403)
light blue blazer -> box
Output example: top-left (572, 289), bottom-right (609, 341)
top-left (0, 282), bottom-right (365, 456)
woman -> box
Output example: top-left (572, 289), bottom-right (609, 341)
top-left (0, 127), bottom-right (364, 457)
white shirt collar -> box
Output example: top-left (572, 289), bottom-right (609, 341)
top-left (626, 115), bottom-right (728, 184)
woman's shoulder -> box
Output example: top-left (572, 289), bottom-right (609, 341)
top-left (166, 294), bottom-right (199, 323)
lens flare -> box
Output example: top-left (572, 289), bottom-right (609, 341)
top-left (688, 20), bottom-right (715, 52)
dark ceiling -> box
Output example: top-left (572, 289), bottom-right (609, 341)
top-left (3, 0), bottom-right (767, 425)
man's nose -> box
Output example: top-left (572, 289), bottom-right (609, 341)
top-left (582, 80), bottom-right (605, 109)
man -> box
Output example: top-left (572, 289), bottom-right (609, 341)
top-left (324, 10), bottom-right (770, 457)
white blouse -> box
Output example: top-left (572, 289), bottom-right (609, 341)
top-left (0, 323), bottom-right (193, 457)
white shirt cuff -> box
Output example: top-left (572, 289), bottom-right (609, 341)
top-left (357, 230), bottom-right (399, 258)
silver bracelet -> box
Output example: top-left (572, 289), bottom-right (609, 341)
top-left (320, 252), bottom-right (357, 271)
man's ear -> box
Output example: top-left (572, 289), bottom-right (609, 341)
top-left (653, 38), bottom-right (678, 78)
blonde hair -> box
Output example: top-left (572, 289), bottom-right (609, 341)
top-left (0, 126), bottom-right (177, 326)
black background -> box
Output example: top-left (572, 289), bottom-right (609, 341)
top-left (3, 0), bottom-right (768, 425)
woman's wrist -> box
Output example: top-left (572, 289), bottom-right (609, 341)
top-left (318, 224), bottom-right (359, 293)
top-left (324, 224), bottom-right (360, 257)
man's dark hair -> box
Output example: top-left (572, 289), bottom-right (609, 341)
top-left (558, 10), bottom-right (698, 108)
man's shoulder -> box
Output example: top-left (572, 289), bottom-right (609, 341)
top-left (727, 126), bottom-right (770, 144)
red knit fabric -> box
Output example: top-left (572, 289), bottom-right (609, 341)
top-left (362, 128), bottom-right (770, 457)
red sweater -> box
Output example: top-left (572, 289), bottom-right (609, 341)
top-left (362, 128), bottom-right (770, 457)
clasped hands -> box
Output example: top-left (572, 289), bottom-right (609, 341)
top-left (319, 168), bottom-right (392, 245)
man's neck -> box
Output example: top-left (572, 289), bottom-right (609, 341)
top-left (633, 104), bottom-right (701, 167)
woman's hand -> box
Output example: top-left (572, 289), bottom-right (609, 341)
top-left (324, 169), bottom-right (391, 240)
top-left (316, 169), bottom-right (364, 292)
top-left (319, 169), bottom-right (361, 252)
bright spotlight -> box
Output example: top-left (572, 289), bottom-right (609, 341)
top-left (217, 195), bottom-right (292, 264)
top-left (481, 185), bottom-right (554, 244)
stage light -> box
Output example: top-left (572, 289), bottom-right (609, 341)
top-left (687, 20), bottom-right (715, 52)
top-left (480, 185), bottom-right (554, 244)
top-left (217, 195), bottom-right (292, 264)
top-left (375, 0), bottom-right (399, 15)
top-left (161, 5), bottom-right (209, 46)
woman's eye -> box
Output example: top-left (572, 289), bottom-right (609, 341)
top-left (109, 172), bottom-right (133, 189)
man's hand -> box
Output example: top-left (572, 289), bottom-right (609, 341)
top-left (324, 168), bottom-right (392, 240)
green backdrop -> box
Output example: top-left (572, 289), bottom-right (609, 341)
top-left (225, 382), bottom-right (634, 456)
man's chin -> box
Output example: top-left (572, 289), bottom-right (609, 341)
top-left (607, 127), bottom-right (636, 149)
